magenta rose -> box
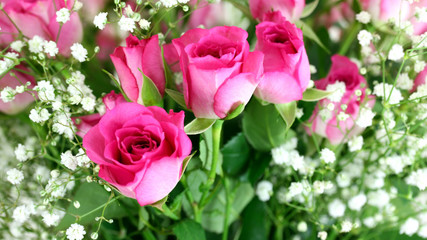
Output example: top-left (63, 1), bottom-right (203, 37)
top-left (110, 34), bottom-right (165, 104)
top-left (254, 11), bottom-right (310, 104)
top-left (73, 91), bottom-right (127, 137)
top-left (249, 0), bottom-right (305, 22)
top-left (172, 26), bottom-right (264, 119)
top-left (412, 66), bottom-right (427, 92)
top-left (0, 0), bottom-right (83, 56)
top-left (0, 66), bottom-right (36, 114)
top-left (83, 102), bottom-right (192, 206)
top-left (306, 55), bottom-right (375, 145)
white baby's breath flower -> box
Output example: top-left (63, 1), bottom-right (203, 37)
top-left (81, 97), bottom-right (96, 111)
top-left (341, 220), bottom-right (353, 233)
top-left (66, 223), bottom-right (86, 240)
top-left (11, 40), bottom-right (25, 52)
top-left (320, 148), bottom-right (335, 164)
top-left (326, 81), bottom-right (346, 102)
top-left (56, 8), bottom-right (71, 24)
top-left (356, 11), bottom-right (371, 24)
top-left (12, 205), bottom-right (31, 223)
top-left (118, 16), bottom-right (136, 32)
top-left (1, 86), bottom-right (15, 103)
top-left (396, 73), bottom-right (413, 90)
top-left (388, 44), bottom-right (404, 61)
top-left (256, 180), bottom-right (273, 202)
top-left (42, 211), bottom-right (61, 227)
top-left (14, 144), bottom-right (32, 162)
top-left (328, 199), bottom-right (346, 218)
top-left (61, 150), bottom-right (78, 171)
top-left (93, 12), bottom-right (108, 30)
top-left (348, 136), bottom-right (364, 152)
top-left (138, 19), bottom-right (151, 30)
top-left (357, 30), bottom-right (373, 46)
top-left (73, 1), bottom-right (83, 11)
top-left (356, 107), bottom-right (375, 127)
top-left (70, 43), bottom-right (88, 62)
top-left (43, 41), bottom-right (59, 57)
top-left (348, 193), bottom-right (367, 211)
top-left (414, 61), bottom-right (426, 73)
top-left (160, 0), bottom-right (178, 8)
top-left (400, 218), bottom-right (419, 236)
top-left (7, 168), bottom-right (24, 185)
top-left (317, 231), bottom-right (328, 240)
top-left (29, 108), bottom-right (51, 123)
top-left (28, 35), bottom-right (45, 53)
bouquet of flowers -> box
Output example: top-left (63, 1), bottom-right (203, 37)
top-left (1, 0), bottom-right (427, 239)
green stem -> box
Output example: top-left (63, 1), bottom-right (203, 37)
top-left (274, 224), bottom-right (284, 240)
top-left (222, 177), bottom-right (231, 240)
top-left (196, 120), bottom-right (224, 221)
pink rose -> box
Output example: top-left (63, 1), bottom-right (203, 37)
top-left (412, 66), bottom-right (427, 92)
top-left (306, 55), bottom-right (375, 145)
top-left (96, 25), bottom-right (120, 61)
top-left (361, 0), bottom-right (411, 23)
top-left (249, 0), bottom-right (305, 22)
top-left (172, 26), bottom-right (264, 119)
top-left (73, 91), bottom-right (127, 137)
top-left (254, 11), bottom-right (310, 104)
top-left (0, 0), bottom-right (83, 56)
top-left (79, 0), bottom-right (107, 20)
top-left (110, 34), bottom-right (165, 103)
top-left (83, 102), bottom-right (192, 206)
top-left (0, 66), bottom-right (36, 114)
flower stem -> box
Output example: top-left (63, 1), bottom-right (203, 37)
top-left (196, 119), bottom-right (224, 221)
top-left (222, 177), bottom-right (231, 240)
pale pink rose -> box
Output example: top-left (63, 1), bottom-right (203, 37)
top-left (412, 66), bottom-right (427, 92)
top-left (83, 102), bottom-right (192, 206)
top-left (254, 11), bottom-right (310, 104)
top-left (0, 0), bottom-right (83, 56)
top-left (96, 25), bottom-right (120, 61)
top-left (317, 1), bottom-right (354, 27)
top-left (249, 0), bottom-right (305, 22)
top-left (79, 0), bottom-right (107, 20)
top-left (306, 55), bottom-right (375, 145)
top-left (172, 26), bottom-right (264, 119)
top-left (0, 66), bottom-right (36, 114)
top-left (73, 91), bottom-right (126, 137)
top-left (361, 0), bottom-right (411, 22)
top-left (110, 34), bottom-right (165, 104)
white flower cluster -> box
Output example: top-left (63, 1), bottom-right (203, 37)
top-left (373, 82), bottom-right (404, 104)
top-left (61, 149), bottom-right (91, 171)
top-left (27, 35), bottom-right (59, 57)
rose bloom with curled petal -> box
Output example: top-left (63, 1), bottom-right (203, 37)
top-left (172, 26), bottom-right (264, 119)
top-left (306, 55), bottom-right (375, 145)
top-left (0, 0), bottom-right (83, 56)
top-left (254, 11), bottom-right (310, 104)
top-left (82, 102), bottom-right (192, 206)
top-left (249, 0), bottom-right (305, 22)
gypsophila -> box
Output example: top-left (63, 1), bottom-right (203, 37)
top-left (341, 221), bottom-right (353, 233)
top-left (373, 83), bottom-right (403, 104)
top-left (29, 108), bottom-right (51, 123)
top-left (70, 43), bottom-right (88, 62)
top-left (28, 35), bottom-right (44, 53)
top-left (317, 231), bottom-right (328, 240)
top-left (43, 41), bottom-right (59, 57)
top-left (356, 107), bottom-right (375, 127)
top-left (81, 97), bottom-right (96, 111)
top-left (406, 168), bottom-right (427, 190)
top-left (348, 193), bottom-right (367, 211)
top-left (357, 30), bottom-right (373, 46)
top-left (414, 61), bottom-right (426, 73)
top-left (326, 81), bottom-right (346, 102)
top-left (320, 148), bottom-right (335, 164)
top-left (256, 180), bottom-right (273, 202)
top-left (66, 223), bottom-right (86, 240)
top-left (328, 199), bottom-right (346, 218)
top-left (388, 44), bottom-right (405, 61)
top-left (14, 144), bottom-right (32, 162)
top-left (56, 8), bottom-right (70, 24)
top-left (160, 0), bottom-right (178, 8)
top-left (1, 86), bottom-right (15, 102)
top-left (396, 73), bottom-right (413, 90)
top-left (6, 168), bottom-right (24, 185)
top-left (400, 218), bottom-right (419, 236)
top-left (118, 16), bottom-right (136, 32)
top-left (10, 40), bottom-right (25, 52)
top-left (356, 11), bottom-right (371, 24)
top-left (35, 80), bottom-right (55, 102)
top-left (138, 19), bottom-right (151, 30)
top-left (61, 150), bottom-right (78, 171)
top-left (42, 211), bottom-right (61, 227)
top-left (93, 12), bottom-right (108, 30)
top-left (348, 135), bottom-right (364, 152)
top-left (12, 205), bottom-right (32, 223)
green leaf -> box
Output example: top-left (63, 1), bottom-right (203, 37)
top-left (161, 45), bottom-right (175, 90)
top-left (300, 0), bottom-right (319, 18)
top-left (247, 152), bottom-right (272, 185)
top-left (57, 183), bottom-right (134, 230)
top-left (150, 196), bottom-right (168, 211)
top-left (184, 118), bottom-right (216, 135)
top-left (102, 69), bottom-right (131, 102)
top-left (173, 220), bottom-right (207, 240)
top-left (222, 133), bottom-right (250, 176)
top-left (140, 72), bottom-right (163, 107)
top-left (165, 89), bottom-right (188, 110)
top-left (201, 181), bottom-right (254, 233)
top-left (297, 20), bottom-right (330, 54)
top-left (182, 151), bottom-right (197, 173)
top-left (302, 88), bottom-right (333, 102)
top-left (137, 207), bottom-right (149, 230)
top-left (242, 99), bottom-right (288, 151)
top-left (275, 102), bottom-right (297, 130)
top-left (224, 103), bottom-right (245, 120)
top-left (238, 199), bottom-right (271, 240)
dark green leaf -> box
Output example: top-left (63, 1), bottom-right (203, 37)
top-left (275, 102), bottom-right (297, 130)
top-left (184, 118), bottom-right (216, 135)
top-left (165, 88), bottom-right (188, 110)
top-left (297, 20), bottom-right (330, 54)
top-left (301, 0), bottom-right (319, 18)
top-left (222, 133), bottom-right (250, 176)
top-left (242, 99), bottom-right (287, 151)
top-left (302, 88), bottom-right (332, 102)
top-left (173, 220), bottom-right (207, 240)
top-left (140, 72), bottom-right (163, 107)
top-left (238, 199), bottom-right (270, 240)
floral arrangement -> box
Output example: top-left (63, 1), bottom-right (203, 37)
top-left (1, 0), bottom-right (427, 239)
